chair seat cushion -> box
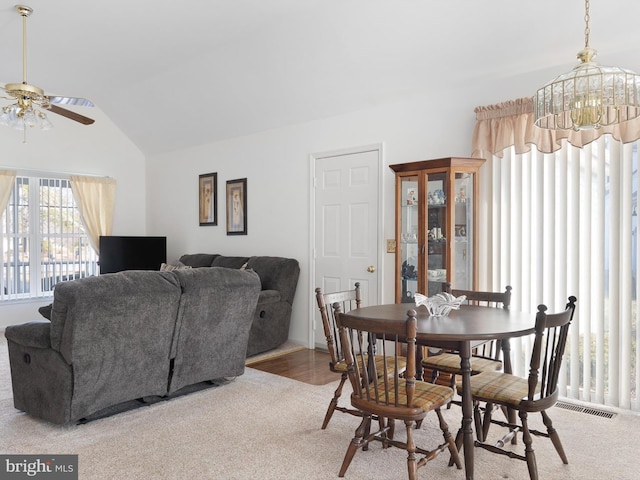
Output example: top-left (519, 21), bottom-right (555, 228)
top-left (379, 380), bottom-right (454, 411)
top-left (457, 371), bottom-right (539, 405)
top-left (422, 352), bottom-right (502, 374)
top-left (333, 354), bottom-right (406, 375)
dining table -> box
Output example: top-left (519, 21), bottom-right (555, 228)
top-left (338, 302), bottom-right (536, 480)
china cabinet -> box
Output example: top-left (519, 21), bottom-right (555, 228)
top-left (390, 157), bottom-right (485, 303)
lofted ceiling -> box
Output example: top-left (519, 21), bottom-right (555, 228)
top-left (1, 0), bottom-right (639, 156)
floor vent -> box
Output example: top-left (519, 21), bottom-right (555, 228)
top-left (555, 401), bottom-right (617, 419)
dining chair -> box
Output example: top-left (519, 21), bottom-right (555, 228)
top-left (334, 304), bottom-right (461, 480)
top-left (422, 284), bottom-right (512, 387)
top-left (421, 284), bottom-right (512, 443)
top-left (315, 283), bottom-right (406, 429)
top-left (461, 296), bottom-right (577, 480)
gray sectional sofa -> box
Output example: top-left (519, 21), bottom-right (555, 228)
top-left (4, 267), bottom-right (261, 424)
top-left (178, 254), bottom-right (300, 357)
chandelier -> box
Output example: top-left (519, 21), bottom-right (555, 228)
top-left (534, 0), bottom-right (640, 130)
top-left (0, 6), bottom-right (53, 131)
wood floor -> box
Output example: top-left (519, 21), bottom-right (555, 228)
top-left (249, 348), bottom-right (337, 385)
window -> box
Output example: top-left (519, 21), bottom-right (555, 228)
top-left (481, 136), bottom-right (639, 411)
top-left (1, 175), bottom-right (98, 301)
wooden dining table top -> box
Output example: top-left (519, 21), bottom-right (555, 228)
top-left (340, 303), bottom-right (536, 343)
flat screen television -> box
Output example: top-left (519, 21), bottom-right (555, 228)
top-left (99, 236), bottom-right (167, 274)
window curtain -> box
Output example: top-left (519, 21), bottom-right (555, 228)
top-left (0, 169), bottom-right (16, 213)
top-left (69, 176), bottom-right (116, 254)
top-left (472, 96), bottom-right (640, 158)
top-left (471, 98), bottom-right (640, 411)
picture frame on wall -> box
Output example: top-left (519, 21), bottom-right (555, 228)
top-left (226, 178), bottom-right (247, 235)
top-left (199, 173), bottom-right (217, 226)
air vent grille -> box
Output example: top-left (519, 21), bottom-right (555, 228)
top-left (555, 401), bottom-right (617, 419)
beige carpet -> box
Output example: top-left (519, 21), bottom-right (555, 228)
top-left (1, 335), bottom-right (639, 480)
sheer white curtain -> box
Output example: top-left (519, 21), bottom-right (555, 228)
top-left (0, 169), bottom-right (16, 213)
top-left (69, 176), bottom-right (116, 254)
top-left (473, 99), bottom-right (639, 411)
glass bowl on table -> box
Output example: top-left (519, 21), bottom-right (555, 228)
top-left (414, 292), bottom-right (466, 317)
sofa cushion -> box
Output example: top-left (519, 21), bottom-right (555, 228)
top-left (179, 253), bottom-right (220, 268)
top-left (50, 270), bottom-right (181, 366)
top-left (168, 267), bottom-right (261, 392)
top-left (212, 256), bottom-right (250, 269)
top-left (44, 270), bottom-right (183, 421)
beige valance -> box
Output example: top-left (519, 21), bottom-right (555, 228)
top-left (471, 97), bottom-right (640, 158)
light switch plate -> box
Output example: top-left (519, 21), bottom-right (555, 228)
top-left (387, 239), bottom-right (396, 253)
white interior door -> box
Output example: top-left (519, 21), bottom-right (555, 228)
top-left (312, 147), bottom-right (381, 349)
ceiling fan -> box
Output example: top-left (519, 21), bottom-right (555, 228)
top-left (0, 5), bottom-right (95, 130)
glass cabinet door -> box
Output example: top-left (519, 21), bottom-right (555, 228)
top-left (399, 175), bottom-right (419, 303)
top-left (453, 172), bottom-right (475, 289)
top-left (426, 173), bottom-right (447, 295)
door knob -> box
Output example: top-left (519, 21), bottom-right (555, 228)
top-left (367, 265), bottom-right (376, 273)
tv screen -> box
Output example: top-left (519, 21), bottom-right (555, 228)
top-left (99, 236), bottom-right (167, 274)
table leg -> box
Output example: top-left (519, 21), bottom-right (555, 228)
top-left (415, 345), bottom-right (424, 381)
top-left (459, 341), bottom-right (474, 480)
top-left (501, 338), bottom-right (513, 375)
top-left (367, 333), bottom-right (376, 383)
top-left (501, 338), bottom-right (517, 443)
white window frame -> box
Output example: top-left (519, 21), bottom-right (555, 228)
top-left (1, 174), bottom-right (98, 301)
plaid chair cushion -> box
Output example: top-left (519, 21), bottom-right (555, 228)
top-left (457, 371), bottom-right (540, 405)
top-left (422, 352), bottom-right (502, 374)
top-left (374, 380), bottom-right (454, 410)
top-left (333, 355), bottom-right (406, 375)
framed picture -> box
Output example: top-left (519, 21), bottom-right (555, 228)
top-left (226, 178), bottom-right (247, 235)
top-left (199, 173), bottom-right (217, 226)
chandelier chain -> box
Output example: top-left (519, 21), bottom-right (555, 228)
top-left (22, 11), bottom-right (28, 83)
top-left (584, 0), bottom-right (591, 48)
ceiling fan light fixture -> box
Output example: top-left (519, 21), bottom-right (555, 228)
top-left (38, 111), bottom-right (53, 131)
top-left (0, 5), bottom-right (95, 133)
top-left (0, 5), bottom-right (50, 132)
top-left (533, 0), bottom-right (640, 130)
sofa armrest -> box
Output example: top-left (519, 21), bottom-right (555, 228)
top-left (5, 320), bottom-right (52, 349)
top-left (257, 289), bottom-right (281, 305)
top-left (246, 256), bottom-right (300, 305)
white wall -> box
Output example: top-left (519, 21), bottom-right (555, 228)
top-left (146, 84), bottom-right (499, 347)
top-left (0, 107), bottom-right (146, 327)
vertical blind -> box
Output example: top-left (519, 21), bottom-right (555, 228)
top-left (477, 136), bottom-right (638, 412)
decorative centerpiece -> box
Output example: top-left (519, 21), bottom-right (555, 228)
top-left (414, 292), bottom-right (466, 317)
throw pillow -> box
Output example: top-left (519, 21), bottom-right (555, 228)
top-left (160, 262), bottom-right (193, 272)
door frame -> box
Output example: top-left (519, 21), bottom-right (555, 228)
top-left (308, 143), bottom-right (385, 349)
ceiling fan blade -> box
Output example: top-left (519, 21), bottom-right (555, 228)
top-left (48, 96), bottom-right (95, 108)
top-left (48, 104), bottom-right (95, 125)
